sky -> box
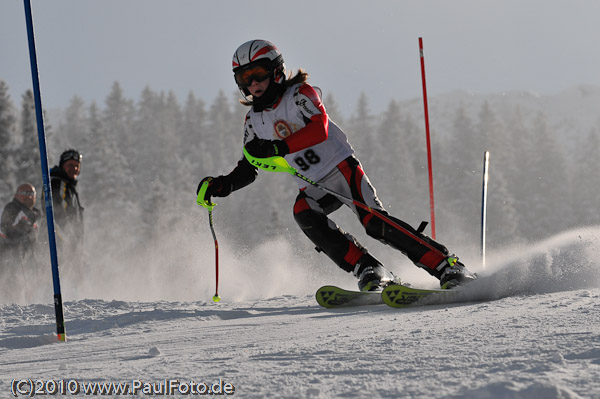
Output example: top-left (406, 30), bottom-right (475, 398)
top-left (1, 0), bottom-right (600, 116)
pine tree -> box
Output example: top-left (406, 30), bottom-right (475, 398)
top-left (133, 87), bottom-right (165, 235)
top-left (60, 95), bottom-right (88, 147)
top-left (102, 81), bottom-right (135, 187)
top-left (436, 104), bottom-right (480, 243)
top-left (16, 89), bottom-right (42, 186)
top-left (323, 92), bottom-right (344, 127)
top-left (104, 81), bottom-right (135, 149)
top-left (97, 81), bottom-right (137, 220)
top-left (207, 91), bottom-right (235, 172)
top-left (503, 106), bottom-right (532, 239)
top-left (375, 100), bottom-right (419, 212)
top-left (0, 81), bottom-right (18, 201)
top-left (485, 161), bottom-right (521, 246)
top-left (347, 92), bottom-right (375, 169)
top-left (571, 128), bottom-right (600, 226)
top-left (80, 101), bottom-right (112, 207)
top-left (401, 111), bottom-right (427, 181)
top-left (521, 112), bottom-right (571, 239)
top-left (0, 81), bottom-right (16, 148)
top-left (476, 102), bottom-right (520, 245)
top-left (182, 92), bottom-right (211, 177)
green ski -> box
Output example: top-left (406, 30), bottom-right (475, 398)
top-left (381, 283), bottom-right (451, 308)
top-left (316, 285), bottom-right (383, 308)
top-left (316, 283), bottom-right (463, 309)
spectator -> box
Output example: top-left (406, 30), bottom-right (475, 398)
top-left (50, 149), bottom-right (84, 272)
top-left (1, 183), bottom-right (41, 263)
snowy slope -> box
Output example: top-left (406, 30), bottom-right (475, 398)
top-left (1, 227), bottom-right (599, 399)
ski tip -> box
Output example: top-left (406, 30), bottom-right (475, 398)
top-left (315, 286), bottom-right (337, 308)
top-left (316, 285), bottom-right (384, 308)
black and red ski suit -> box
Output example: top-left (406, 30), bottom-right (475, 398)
top-left (212, 81), bottom-right (451, 280)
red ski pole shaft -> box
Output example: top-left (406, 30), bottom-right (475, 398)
top-left (197, 181), bottom-right (221, 302)
top-left (208, 210), bottom-right (221, 302)
top-left (419, 37), bottom-right (436, 239)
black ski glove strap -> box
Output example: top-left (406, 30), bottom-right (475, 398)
top-left (229, 158), bottom-right (258, 191)
top-left (273, 140), bottom-right (289, 156)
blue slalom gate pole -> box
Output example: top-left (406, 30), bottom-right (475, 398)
top-left (23, 0), bottom-right (66, 342)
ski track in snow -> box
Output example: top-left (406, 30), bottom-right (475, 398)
top-left (1, 227), bottom-right (600, 398)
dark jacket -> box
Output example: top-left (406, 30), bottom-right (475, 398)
top-left (50, 166), bottom-right (84, 247)
top-left (50, 166), bottom-right (84, 227)
top-left (0, 198), bottom-right (41, 257)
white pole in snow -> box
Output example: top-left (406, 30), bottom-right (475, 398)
top-left (481, 151), bottom-right (490, 268)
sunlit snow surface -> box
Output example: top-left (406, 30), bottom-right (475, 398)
top-left (1, 227), bottom-right (599, 398)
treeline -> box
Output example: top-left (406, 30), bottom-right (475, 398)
top-left (1, 79), bottom-right (599, 259)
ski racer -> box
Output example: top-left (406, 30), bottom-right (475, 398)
top-left (198, 40), bottom-right (476, 291)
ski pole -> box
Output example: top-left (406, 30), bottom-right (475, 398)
top-left (197, 181), bottom-right (221, 303)
top-left (481, 151), bottom-right (490, 268)
top-left (243, 149), bottom-right (445, 256)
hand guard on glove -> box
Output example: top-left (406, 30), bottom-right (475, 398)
top-left (196, 175), bottom-right (233, 202)
top-left (245, 137), bottom-right (289, 158)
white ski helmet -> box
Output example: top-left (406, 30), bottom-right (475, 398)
top-left (232, 40), bottom-right (285, 88)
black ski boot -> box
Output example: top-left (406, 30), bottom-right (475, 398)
top-left (438, 256), bottom-right (477, 289)
top-left (354, 254), bottom-right (396, 292)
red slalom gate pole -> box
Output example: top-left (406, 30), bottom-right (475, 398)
top-left (419, 37), bottom-right (436, 239)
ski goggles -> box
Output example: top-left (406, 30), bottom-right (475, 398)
top-left (234, 65), bottom-right (271, 88)
top-left (59, 149), bottom-right (82, 166)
